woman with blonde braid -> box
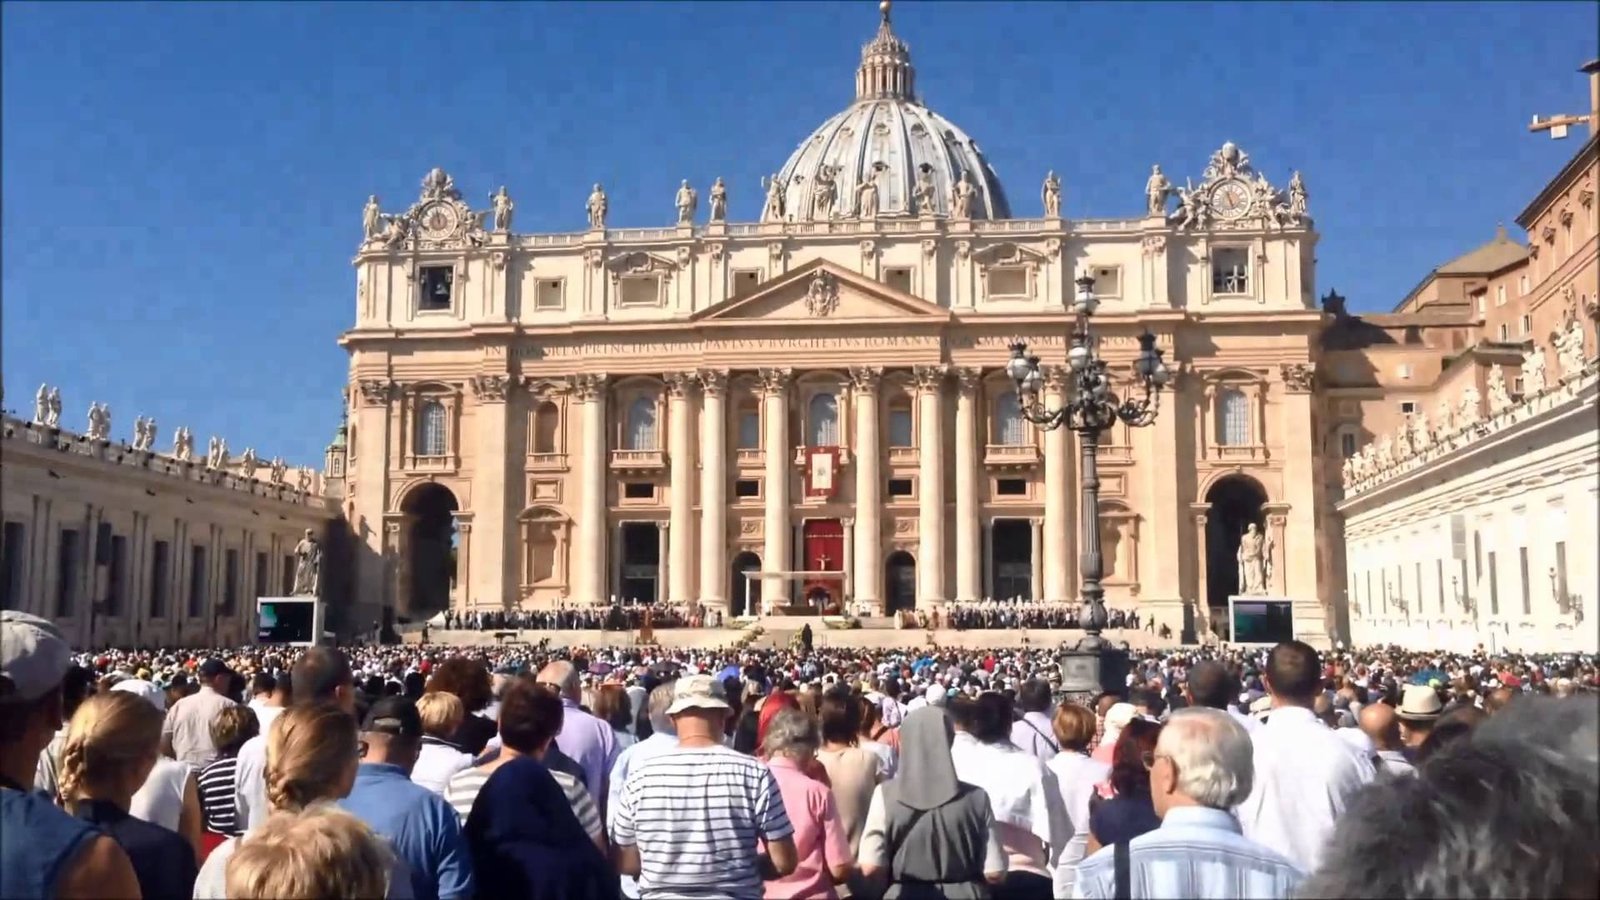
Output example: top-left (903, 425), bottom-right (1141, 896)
top-left (193, 704), bottom-right (416, 898)
top-left (58, 691), bottom-right (199, 898)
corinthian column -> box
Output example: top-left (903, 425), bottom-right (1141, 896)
top-left (697, 370), bottom-right (729, 614)
top-left (574, 373), bottom-right (609, 605)
top-left (1043, 366), bottom-right (1073, 603)
top-left (665, 372), bottom-right (696, 606)
top-left (952, 367), bottom-right (981, 603)
top-left (849, 366), bottom-right (883, 611)
top-left (759, 368), bottom-right (793, 607)
top-left (914, 364), bottom-right (948, 606)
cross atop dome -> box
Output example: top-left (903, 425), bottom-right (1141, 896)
top-left (857, 0), bottom-right (914, 102)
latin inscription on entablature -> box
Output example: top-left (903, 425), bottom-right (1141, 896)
top-left (521, 334), bottom-right (942, 359)
top-left (950, 333), bottom-right (1157, 351)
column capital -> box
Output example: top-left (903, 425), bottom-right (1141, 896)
top-left (842, 517), bottom-right (855, 527)
top-left (952, 366), bottom-right (983, 395)
top-left (848, 365), bottom-right (884, 393)
top-left (572, 372), bottom-right (610, 402)
top-left (912, 364), bottom-right (948, 393)
top-left (664, 372), bottom-right (697, 399)
top-left (758, 367), bottom-right (793, 396)
top-left (697, 368), bottom-right (729, 396)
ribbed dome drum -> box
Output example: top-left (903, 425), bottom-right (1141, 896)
top-left (762, 2), bottom-right (1011, 223)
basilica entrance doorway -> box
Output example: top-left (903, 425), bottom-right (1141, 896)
top-left (802, 519), bottom-right (845, 611)
top-left (731, 551), bottom-right (761, 617)
top-left (885, 551), bottom-right (916, 613)
top-left (1204, 474), bottom-right (1268, 624)
top-left (991, 519), bottom-right (1034, 601)
top-left (402, 483), bottom-right (458, 620)
top-left (619, 522), bottom-right (659, 604)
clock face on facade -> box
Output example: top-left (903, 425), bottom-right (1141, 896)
top-left (1209, 179), bottom-right (1250, 220)
top-left (419, 202), bottom-right (458, 237)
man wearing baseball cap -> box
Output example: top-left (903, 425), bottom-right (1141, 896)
top-left (2, 611), bottom-right (141, 899)
top-left (161, 657), bottom-right (239, 767)
top-left (612, 674), bottom-right (797, 899)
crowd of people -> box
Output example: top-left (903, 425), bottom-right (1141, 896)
top-left (439, 604), bottom-right (702, 633)
top-left (943, 602), bottom-right (1148, 633)
top-left (3, 607), bottom-right (1596, 899)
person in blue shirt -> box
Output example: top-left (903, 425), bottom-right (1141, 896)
top-left (340, 696), bottom-right (474, 900)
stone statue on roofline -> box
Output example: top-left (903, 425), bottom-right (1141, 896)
top-left (761, 173), bottom-right (785, 221)
top-left (1041, 170), bottom-right (1062, 218)
top-left (1521, 343), bottom-right (1548, 396)
top-left (675, 179), bottom-right (697, 225)
top-left (586, 183), bottom-right (608, 229)
top-left (362, 195), bottom-right (382, 240)
top-left (489, 186), bottom-right (514, 232)
top-left (708, 177), bottom-right (728, 222)
top-left (856, 169), bottom-right (880, 219)
top-left (1145, 165), bottom-right (1172, 216)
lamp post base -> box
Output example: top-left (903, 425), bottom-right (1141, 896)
top-left (1058, 639), bottom-right (1130, 698)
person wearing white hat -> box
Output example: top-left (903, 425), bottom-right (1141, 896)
top-left (612, 675), bottom-right (798, 898)
top-left (1, 611), bottom-right (142, 899)
top-left (1396, 683), bottom-right (1443, 751)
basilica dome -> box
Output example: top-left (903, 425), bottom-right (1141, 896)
top-left (762, 2), bottom-right (1011, 223)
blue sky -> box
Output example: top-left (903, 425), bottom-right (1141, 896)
top-left (3, 0), bottom-right (1595, 466)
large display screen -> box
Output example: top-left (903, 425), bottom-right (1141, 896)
top-left (1230, 598), bottom-right (1295, 645)
top-left (257, 599), bottom-right (316, 645)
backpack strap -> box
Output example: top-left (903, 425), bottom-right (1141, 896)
top-left (1114, 840), bottom-right (1132, 900)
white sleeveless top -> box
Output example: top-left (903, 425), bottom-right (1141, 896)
top-left (130, 756), bottom-right (190, 832)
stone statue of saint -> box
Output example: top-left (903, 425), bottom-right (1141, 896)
top-left (174, 427), bottom-right (193, 462)
top-left (812, 166), bottom-right (838, 220)
top-left (1287, 171), bottom-right (1309, 219)
top-left (381, 214), bottom-right (409, 249)
top-left (1522, 344), bottom-right (1548, 396)
top-left (1236, 522), bottom-right (1269, 596)
top-left (86, 403), bottom-right (110, 441)
top-left (1554, 314), bottom-right (1587, 379)
top-left (1459, 384), bottom-right (1482, 423)
top-left (950, 171), bottom-right (975, 220)
top-left (856, 171), bottom-right (880, 219)
top-left (1173, 182), bottom-right (1206, 230)
top-left (290, 529), bottom-right (321, 596)
top-left (489, 186), bottom-right (514, 232)
top-left (586, 183), bottom-right (608, 229)
top-left (362, 195), bottom-right (382, 240)
top-left (269, 457), bottom-right (287, 486)
top-left (240, 447), bottom-right (259, 479)
top-left (912, 166), bottom-right (937, 215)
top-left (1393, 422), bottom-right (1412, 458)
top-left (46, 387), bottom-right (61, 428)
top-left (1487, 365), bottom-right (1513, 412)
top-left (1410, 411), bottom-right (1431, 453)
top-left (1041, 170), bottom-right (1062, 218)
top-left (674, 179), bottom-right (697, 225)
top-left (33, 384), bottom-right (47, 425)
top-left (708, 177), bottom-right (727, 222)
top-left (1145, 165), bottom-right (1173, 216)
top-left (761, 173), bottom-right (785, 220)
top-left (1433, 403), bottom-right (1454, 438)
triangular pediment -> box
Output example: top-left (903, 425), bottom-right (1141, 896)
top-left (692, 260), bottom-right (950, 323)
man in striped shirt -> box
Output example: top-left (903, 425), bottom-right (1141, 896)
top-left (612, 675), bottom-right (798, 900)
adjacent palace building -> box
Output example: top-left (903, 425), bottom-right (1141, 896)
top-left (339, 5), bottom-right (1332, 644)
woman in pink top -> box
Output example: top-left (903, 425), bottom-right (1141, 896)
top-left (761, 709), bottom-right (852, 899)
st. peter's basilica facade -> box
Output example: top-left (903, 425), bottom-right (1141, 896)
top-left (338, 5), bottom-right (1331, 643)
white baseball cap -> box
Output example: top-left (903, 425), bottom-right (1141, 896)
top-left (1, 611), bottom-right (73, 703)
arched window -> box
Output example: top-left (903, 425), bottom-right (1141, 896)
top-left (807, 392), bottom-right (839, 447)
top-left (992, 391), bottom-right (1025, 445)
top-left (1217, 388), bottom-right (1250, 446)
top-left (531, 401), bottom-right (560, 454)
top-left (416, 400), bottom-right (447, 456)
top-left (624, 397), bottom-right (658, 450)
top-left (887, 398), bottom-right (914, 448)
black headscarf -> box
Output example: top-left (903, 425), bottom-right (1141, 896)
top-left (464, 757), bottom-right (617, 900)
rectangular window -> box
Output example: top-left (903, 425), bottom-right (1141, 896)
top-left (106, 535), bottom-right (127, 617)
top-left (254, 552), bottom-right (268, 599)
top-left (1436, 559), bottom-right (1445, 613)
top-left (534, 279), bottom-right (565, 310)
top-left (1092, 266), bottom-right (1122, 298)
top-left (887, 478), bottom-right (914, 498)
top-left (1520, 314), bottom-right (1532, 335)
top-left (1211, 248), bottom-right (1250, 294)
top-left (149, 541), bottom-right (170, 617)
top-left (1519, 275), bottom-right (1529, 295)
top-left (1475, 295), bottom-right (1485, 313)
top-left (887, 408), bottom-right (914, 448)
top-left (1495, 284), bottom-right (1506, 306)
top-left (418, 265), bottom-right (454, 312)
top-left (1555, 541), bottom-right (1569, 610)
top-left (732, 270), bottom-right (762, 297)
top-left (1415, 561), bottom-right (1423, 614)
top-left (55, 529), bottom-right (80, 617)
top-left (985, 268), bottom-right (1028, 299)
top-left (736, 411), bottom-right (760, 450)
top-left (883, 267), bottom-right (913, 294)
top-left (995, 478), bottom-right (1028, 497)
top-left (188, 545), bottom-right (207, 619)
top-left (1340, 433), bottom-right (1357, 458)
top-left (622, 482), bottom-right (654, 500)
top-left (618, 275), bottom-right (661, 307)
top-left (1399, 401), bottom-right (1417, 415)
top-left (1498, 322), bottom-right (1509, 341)
top-left (1, 522), bottom-right (25, 610)
top-left (1487, 551), bottom-right (1499, 615)
top-left (223, 549), bottom-right (240, 616)
top-left (1519, 547), bottom-right (1531, 615)
top-left (733, 479), bottom-right (760, 499)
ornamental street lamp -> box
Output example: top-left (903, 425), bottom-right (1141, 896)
top-left (1008, 274), bottom-right (1170, 695)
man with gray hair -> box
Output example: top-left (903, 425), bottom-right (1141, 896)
top-left (537, 659), bottom-right (616, 801)
top-left (1073, 708), bottom-right (1304, 899)
top-left (607, 683), bottom-right (679, 899)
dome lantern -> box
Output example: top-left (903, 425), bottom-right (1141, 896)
top-left (856, 0), bottom-right (915, 102)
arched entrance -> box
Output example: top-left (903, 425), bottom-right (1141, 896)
top-left (1204, 475), bottom-right (1268, 625)
top-left (731, 552), bottom-right (762, 617)
top-left (402, 483), bottom-right (459, 620)
top-left (885, 551), bottom-right (916, 613)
